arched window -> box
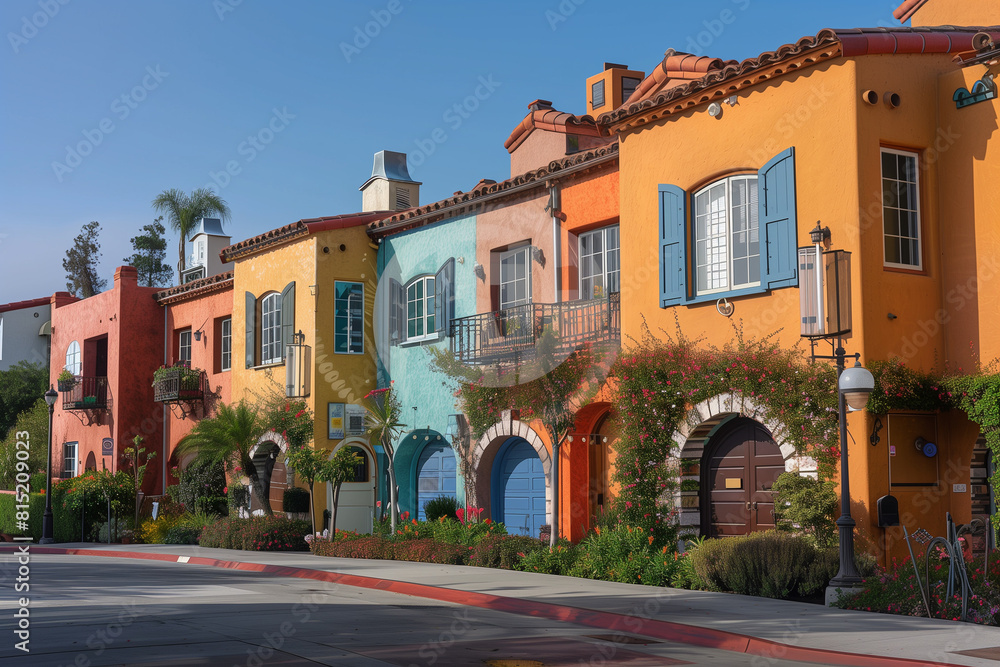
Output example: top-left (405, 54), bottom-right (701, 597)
top-left (260, 293), bottom-right (282, 364)
top-left (64, 341), bottom-right (81, 375)
top-left (406, 276), bottom-right (435, 339)
top-left (693, 175), bottom-right (759, 295)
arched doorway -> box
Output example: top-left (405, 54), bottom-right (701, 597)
top-left (492, 437), bottom-right (545, 537)
top-left (701, 418), bottom-right (784, 537)
top-left (415, 442), bottom-right (457, 520)
top-left (248, 442), bottom-right (285, 515)
top-left (328, 443), bottom-right (375, 534)
top-left (84, 451), bottom-right (97, 472)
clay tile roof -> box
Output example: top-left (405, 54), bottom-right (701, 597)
top-left (624, 49), bottom-right (734, 106)
top-left (220, 211), bottom-right (392, 262)
top-left (368, 143), bottom-right (619, 237)
top-left (154, 271), bottom-right (234, 305)
top-left (504, 106), bottom-right (602, 153)
top-left (893, 0), bottom-right (929, 22)
top-left (0, 296), bottom-right (53, 313)
top-left (601, 26), bottom-right (1000, 128)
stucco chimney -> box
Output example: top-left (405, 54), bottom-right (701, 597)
top-left (114, 265), bottom-right (138, 286)
top-left (359, 150), bottom-right (421, 213)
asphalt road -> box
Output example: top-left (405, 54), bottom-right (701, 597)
top-left (0, 553), bottom-right (825, 667)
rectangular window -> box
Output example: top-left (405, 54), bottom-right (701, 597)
top-left (220, 318), bottom-right (232, 371)
top-left (881, 148), bottom-right (921, 269)
top-left (621, 76), bottom-right (641, 102)
top-left (406, 276), bottom-right (435, 339)
top-left (334, 281), bottom-right (365, 354)
top-left (579, 225), bottom-right (620, 299)
top-left (260, 293), bottom-right (283, 364)
top-left (178, 329), bottom-right (192, 364)
top-left (592, 79), bottom-right (605, 108)
top-left (693, 175), bottom-right (760, 295)
top-left (499, 246), bottom-right (531, 310)
top-left (62, 442), bottom-right (78, 479)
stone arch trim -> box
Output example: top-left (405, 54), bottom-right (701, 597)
top-left (249, 430), bottom-right (290, 459)
top-left (470, 414), bottom-right (552, 525)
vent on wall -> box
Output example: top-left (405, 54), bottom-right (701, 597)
top-left (395, 187), bottom-right (410, 210)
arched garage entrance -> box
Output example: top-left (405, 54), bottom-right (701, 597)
top-left (701, 417), bottom-right (784, 537)
top-left (491, 437), bottom-right (546, 537)
top-left (415, 441), bottom-right (457, 520)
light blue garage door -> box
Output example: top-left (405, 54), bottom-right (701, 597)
top-left (499, 439), bottom-right (545, 537)
top-left (416, 443), bottom-right (457, 520)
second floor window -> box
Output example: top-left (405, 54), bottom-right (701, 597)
top-left (693, 175), bottom-right (760, 295)
top-left (592, 79), bottom-right (605, 108)
top-left (220, 318), bottom-right (231, 371)
top-left (178, 329), bottom-right (192, 363)
top-left (335, 281), bottom-right (364, 354)
top-left (62, 441), bottom-right (78, 479)
top-left (64, 340), bottom-right (81, 375)
top-left (580, 225), bottom-right (620, 299)
top-left (881, 148), bottom-right (921, 269)
top-left (407, 276), bottom-right (435, 339)
top-left (260, 293), bottom-right (282, 364)
top-left (499, 246), bottom-right (531, 310)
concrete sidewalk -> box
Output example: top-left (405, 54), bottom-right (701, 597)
top-left (5, 543), bottom-right (999, 667)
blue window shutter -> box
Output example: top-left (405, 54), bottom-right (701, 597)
top-left (434, 258), bottom-right (455, 335)
top-left (244, 291), bottom-right (256, 369)
top-left (389, 278), bottom-right (404, 345)
top-left (658, 184), bottom-right (687, 307)
top-left (280, 281), bottom-right (295, 358)
top-left (758, 147), bottom-right (798, 290)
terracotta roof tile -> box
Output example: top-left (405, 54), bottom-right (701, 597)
top-left (220, 211), bottom-right (392, 262)
top-left (624, 50), bottom-right (735, 106)
top-left (0, 296), bottom-right (54, 313)
top-left (154, 271), bottom-right (234, 305)
top-left (369, 143), bottom-right (619, 236)
top-left (504, 105), bottom-right (603, 153)
top-left (894, 0), bottom-right (929, 22)
top-left (601, 27), bottom-right (1000, 127)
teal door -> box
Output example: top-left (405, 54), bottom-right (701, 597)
top-left (416, 443), bottom-right (456, 520)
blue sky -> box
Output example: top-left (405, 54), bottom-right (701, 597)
top-left (0, 0), bottom-right (903, 303)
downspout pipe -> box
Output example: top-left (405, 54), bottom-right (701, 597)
top-left (548, 184), bottom-right (561, 303)
top-left (162, 307), bottom-right (168, 495)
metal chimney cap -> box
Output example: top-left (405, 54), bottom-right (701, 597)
top-left (188, 217), bottom-right (227, 240)
top-left (359, 150), bottom-right (422, 191)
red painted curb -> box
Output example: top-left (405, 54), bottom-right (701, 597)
top-left (4, 546), bottom-right (952, 667)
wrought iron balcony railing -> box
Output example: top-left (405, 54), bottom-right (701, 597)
top-left (60, 376), bottom-right (108, 411)
top-left (153, 367), bottom-right (208, 403)
top-left (450, 293), bottom-right (620, 365)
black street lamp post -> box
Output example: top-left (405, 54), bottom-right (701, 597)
top-left (40, 386), bottom-right (58, 544)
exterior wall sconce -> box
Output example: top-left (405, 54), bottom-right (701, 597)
top-left (193, 329), bottom-right (204, 342)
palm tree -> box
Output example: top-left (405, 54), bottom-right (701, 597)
top-left (363, 387), bottom-right (405, 534)
top-left (175, 401), bottom-right (273, 515)
top-left (151, 187), bottom-right (232, 277)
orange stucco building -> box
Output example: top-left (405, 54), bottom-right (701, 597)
top-left (600, 17), bottom-right (1000, 563)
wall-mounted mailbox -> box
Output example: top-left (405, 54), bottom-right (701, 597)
top-left (877, 494), bottom-right (900, 527)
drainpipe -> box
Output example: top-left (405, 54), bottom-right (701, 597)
top-left (548, 184), bottom-right (561, 303)
top-left (550, 433), bottom-right (564, 548)
top-left (162, 307), bottom-right (168, 495)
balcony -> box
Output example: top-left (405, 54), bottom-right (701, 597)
top-left (450, 293), bottom-right (620, 365)
top-left (60, 376), bottom-right (108, 411)
top-left (153, 367), bottom-right (208, 403)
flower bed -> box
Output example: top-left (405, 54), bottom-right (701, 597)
top-left (198, 516), bottom-right (311, 551)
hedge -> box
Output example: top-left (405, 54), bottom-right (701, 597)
top-left (0, 491), bottom-right (44, 541)
top-left (198, 516), bottom-right (311, 551)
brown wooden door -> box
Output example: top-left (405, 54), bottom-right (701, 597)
top-left (703, 418), bottom-right (784, 537)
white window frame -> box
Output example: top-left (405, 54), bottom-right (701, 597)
top-left (260, 293), bottom-right (283, 365)
top-left (65, 340), bottom-right (81, 375)
top-left (692, 174), bottom-right (760, 296)
top-left (63, 441), bottom-right (78, 479)
top-left (880, 147), bottom-right (922, 270)
top-left (499, 245), bottom-right (532, 311)
top-left (406, 276), bottom-right (436, 341)
top-left (178, 329), bottom-right (192, 364)
top-left (220, 318), bottom-right (232, 371)
top-left (579, 225), bottom-right (620, 300)
top-left (335, 281), bottom-right (365, 354)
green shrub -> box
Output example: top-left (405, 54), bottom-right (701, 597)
top-left (198, 516), bottom-right (310, 551)
top-left (771, 472), bottom-right (838, 548)
top-left (670, 537), bottom-right (707, 590)
top-left (570, 523), bottom-right (678, 586)
top-left (51, 477), bottom-right (114, 542)
top-left (468, 534), bottom-right (541, 570)
top-left (164, 524), bottom-right (202, 544)
top-left (0, 492), bottom-right (44, 540)
top-left (282, 486), bottom-right (310, 514)
top-left (168, 459), bottom-right (227, 516)
top-left (228, 482), bottom-right (250, 517)
top-left (139, 515), bottom-right (182, 544)
top-left (310, 535), bottom-right (469, 564)
top-left (97, 518), bottom-right (129, 543)
top-left (691, 530), bottom-right (832, 598)
top-left (0, 398), bottom-right (49, 491)
top-left (517, 541), bottom-right (581, 575)
top-left (423, 495), bottom-right (459, 521)
top-left (399, 515), bottom-right (508, 546)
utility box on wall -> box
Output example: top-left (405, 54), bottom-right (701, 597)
top-left (888, 413), bottom-right (939, 487)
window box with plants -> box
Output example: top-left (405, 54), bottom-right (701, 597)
top-left (57, 370), bottom-right (78, 392)
top-left (152, 364), bottom-right (205, 403)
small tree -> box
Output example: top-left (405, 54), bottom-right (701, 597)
top-left (319, 447), bottom-right (363, 536)
top-left (63, 220), bottom-right (108, 298)
top-left (363, 387), bottom-right (405, 535)
top-left (122, 436), bottom-right (156, 532)
top-left (0, 362), bottom-right (48, 440)
top-left (124, 216), bottom-right (173, 287)
top-left (284, 447), bottom-right (327, 536)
